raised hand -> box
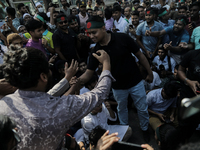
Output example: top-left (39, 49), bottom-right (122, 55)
top-left (92, 50), bottom-right (110, 65)
top-left (179, 42), bottom-right (188, 49)
top-left (187, 80), bottom-right (200, 95)
top-left (141, 144), bottom-right (154, 150)
top-left (163, 41), bottom-right (172, 50)
top-left (64, 59), bottom-right (79, 81)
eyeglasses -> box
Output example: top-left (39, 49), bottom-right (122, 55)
top-left (59, 20), bottom-right (68, 25)
top-left (10, 129), bottom-right (21, 150)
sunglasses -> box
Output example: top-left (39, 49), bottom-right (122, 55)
top-left (59, 20), bottom-right (68, 25)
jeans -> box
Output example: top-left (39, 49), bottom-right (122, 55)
top-left (112, 80), bottom-right (149, 131)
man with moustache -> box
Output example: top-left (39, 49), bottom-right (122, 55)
top-left (53, 14), bottom-right (79, 61)
top-left (145, 15), bottom-right (190, 64)
top-left (136, 7), bottom-right (163, 58)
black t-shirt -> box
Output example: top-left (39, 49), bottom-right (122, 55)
top-left (87, 32), bottom-right (143, 89)
top-left (180, 50), bottom-right (200, 83)
top-left (52, 28), bottom-right (78, 61)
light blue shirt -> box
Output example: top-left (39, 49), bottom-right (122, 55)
top-left (136, 21), bottom-right (163, 53)
top-left (190, 26), bottom-right (200, 50)
top-left (147, 88), bottom-right (177, 114)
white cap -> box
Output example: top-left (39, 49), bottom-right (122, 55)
top-left (23, 13), bottom-right (31, 19)
top-left (17, 25), bottom-right (25, 31)
top-left (35, 2), bottom-right (42, 7)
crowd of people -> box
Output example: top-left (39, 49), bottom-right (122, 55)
top-left (0, 0), bottom-right (200, 149)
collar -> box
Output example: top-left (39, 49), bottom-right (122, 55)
top-left (42, 29), bottom-right (48, 36)
top-left (116, 16), bottom-right (123, 24)
top-left (79, 12), bottom-right (88, 18)
top-left (158, 55), bottom-right (167, 62)
top-left (97, 31), bottom-right (115, 47)
top-left (145, 20), bottom-right (156, 27)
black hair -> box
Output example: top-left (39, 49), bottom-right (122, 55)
top-left (158, 124), bottom-right (178, 150)
top-left (163, 81), bottom-right (181, 98)
top-left (6, 7), bottom-right (16, 17)
top-left (68, 15), bottom-right (78, 23)
top-left (25, 19), bottom-right (43, 32)
top-left (0, 115), bottom-right (16, 150)
top-left (105, 7), bottom-right (112, 20)
top-left (53, 11), bottom-right (59, 14)
top-left (2, 29), bottom-right (13, 38)
top-left (113, 2), bottom-right (120, 7)
top-left (178, 142), bottom-right (200, 150)
top-left (178, 6), bottom-right (187, 11)
top-left (72, 7), bottom-right (77, 10)
top-left (87, 8), bottom-right (93, 12)
top-left (89, 126), bottom-right (107, 147)
top-left (78, 58), bottom-right (87, 64)
top-left (190, 1), bottom-right (200, 9)
top-left (175, 15), bottom-right (189, 25)
top-left (112, 5), bottom-right (121, 13)
top-left (94, 6), bottom-right (99, 11)
top-left (17, 3), bottom-right (25, 10)
top-left (158, 8), bottom-right (167, 20)
top-left (85, 74), bottom-right (98, 89)
top-left (136, 6), bottom-right (144, 10)
top-left (1, 47), bottom-right (49, 89)
top-left (54, 13), bottom-right (67, 24)
top-left (38, 12), bottom-right (50, 21)
top-left (131, 10), bottom-right (139, 16)
top-left (146, 7), bottom-right (155, 14)
top-left (175, 64), bottom-right (179, 71)
top-left (152, 7), bottom-right (159, 14)
top-left (86, 15), bottom-right (104, 23)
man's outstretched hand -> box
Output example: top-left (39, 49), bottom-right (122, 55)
top-left (64, 59), bottom-right (79, 81)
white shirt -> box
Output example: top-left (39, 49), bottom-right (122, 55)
top-left (114, 16), bottom-right (128, 33)
top-left (153, 55), bottom-right (176, 73)
top-left (143, 71), bottom-right (161, 91)
top-left (80, 103), bottom-right (128, 144)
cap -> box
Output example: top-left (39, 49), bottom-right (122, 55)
top-left (35, 2), bottom-right (42, 7)
top-left (79, 1), bottom-right (86, 7)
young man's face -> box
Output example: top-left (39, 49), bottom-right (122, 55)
top-left (178, 9), bottom-right (187, 16)
top-left (79, 62), bottom-right (87, 73)
top-left (190, 6), bottom-right (200, 19)
top-left (133, 3), bottom-right (139, 9)
top-left (58, 20), bottom-right (68, 30)
top-left (30, 26), bottom-right (43, 39)
top-left (124, 7), bottom-right (131, 18)
top-left (24, 15), bottom-right (32, 23)
top-left (80, 7), bottom-right (86, 14)
top-left (145, 14), bottom-right (154, 23)
top-left (131, 15), bottom-right (139, 25)
top-left (88, 0), bottom-right (92, 6)
top-left (162, 12), bottom-right (170, 21)
top-left (88, 10), bottom-right (93, 16)
top-left (69, 21), bottom-right (79, 32)
top-left (97, 11), bottom-right (103, 18)
top-left (158, 49), bottom-right (166, 60)
top-left (137, 8), bottom-right (145, 19)
top-left (19, 26), bottom-right (27, 34)
top-left (112, 11), bottom-right (121, 20)
top-left (173, 20), bottom-right (184, 33)
top-left (19, 6), bottom-right (28, 14)
top-left (61, 0), bottom-right (67, 6)
top-left (72, 8), bottom-right (78, 15)
top-left (87, 28), bottom-right (105, 43)
top-left (11, 38), bottom-right (23, 48)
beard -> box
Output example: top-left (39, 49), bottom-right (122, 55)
top-left (45, 73), bottom-right (53, 92)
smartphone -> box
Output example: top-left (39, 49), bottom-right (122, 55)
top-left (112, 141), bottom-right (143, 150)
top-left (129, 25), bottom-right (133, 29)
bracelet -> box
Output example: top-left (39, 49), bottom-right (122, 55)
top-left (184, 77), bottom-right (188, 85)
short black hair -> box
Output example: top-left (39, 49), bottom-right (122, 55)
top-left (25, 19), bottom-right (43, 32)
top-left (190, 1), bottom-right (200, 9)
top-left (146, 7), bottom-right (155, 14)
top-left (1, 47), bottom-right (49, 89)
top-left (176, 15), bottom-right (189, 25)
top-left (86, 15), bottom-right (104, 23)
top-left (158, 124), bottom-right (178, 150)
top-left (0, 115), bottom-right (16, 150)
top-left (112, 5), bottom-right (121, 13)
top-left (38, 12), bottom-right (50, 22)
top-left (178, 6), bottom-right (187, 11)
top-left (136, 6), bottom-right (144, 10)
top-left (17, 3), bottom-right (25, 10)
top-left (158, 8), bottom-right (167, 19)
top-left (87, 8), bottom-right (93, 12)
top-left (131, 10), bottom-right (139, 16)
top-left (6, 7), bottom-right (16, 17)
top-left (54, 13), bottom-right (67, 24)
top-left (68, 15), bottom-right (78, 23)
top-left (89, 126), bottom-right (107, 147)
top-left (113, 2), bottom-right (120, 7)
top-left (163, 81), bottom-right (181, 98)
top-left (53, 11), bottom-right (59, 14)
top-left (105, 7), bottom-right (112, 20)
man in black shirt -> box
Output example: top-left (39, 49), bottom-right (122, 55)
top-left (53, 14), bottom-right (79, 62)
top-left (79, 16), bottom-right (153, 142)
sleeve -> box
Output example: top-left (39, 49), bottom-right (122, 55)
top-left (102, 103), bottom-right (117, 121)
top-left (136, 23), bottom-right (143, 36)
top-left (164, 26), bottom-right (173, 34)
top-left (146, 91), bottom-right (155, 107)
top-left (59, 70), bottom-right (115, 128)
top-left (153, 72), bottom-right (161, 87)
top-left (180, 51), bottom-right (194, 68)
top-left (47, 78), bottom-right (69, 96)
top-left (125, 34), bottom-right (140, 54)
top-left (52, 32), bottom-right (61, 48)
top-left (180, 32), bottom-right (190, 43)
top-left (87, 47), bottom-right (100, 71)
top-left (190, 28), bottom-right (196, 43)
